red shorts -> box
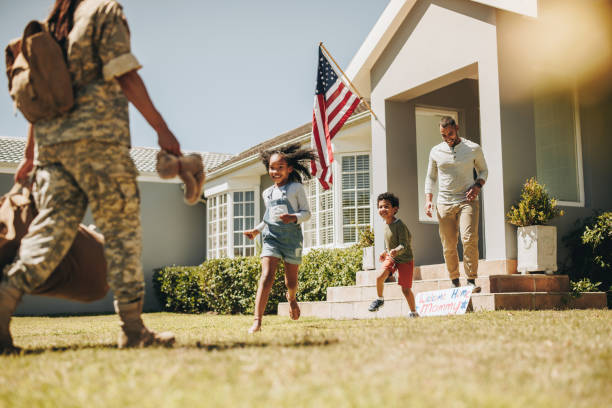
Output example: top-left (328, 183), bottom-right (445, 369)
top-left (382, 255), bottom-right (414, 289)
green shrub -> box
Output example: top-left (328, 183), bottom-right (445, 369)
top-left (582, 212), bottom-right (612, 270)
top-left (298, 247), bottom-right (360, 301)
top-left (356, 226), bottom-right (374, 248)
top-left (561, 211), bottom-right (611, 307)
top-left (506, 178), bottom-right (563, 226)
top-left (154, 246), bottom-right (362, 314)
top-left (570, 278), bottom-right (602, 298)
top-left (153, 266), bottom-right (208, 313)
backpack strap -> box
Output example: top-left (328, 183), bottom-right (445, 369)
top-left (21, 21), bottom-right (46, 63)
top-left (4, 38), bottom-right (22, 91)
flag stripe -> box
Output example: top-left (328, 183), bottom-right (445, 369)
top-left (329, 96), bottom-right (360, 136)
top-left (327, 90), bottom-right (354, 131)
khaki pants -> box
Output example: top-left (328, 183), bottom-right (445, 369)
top-left (436, 201), bottom-right (479, 280)
top-left (4, 139), bottom-right (144, 303)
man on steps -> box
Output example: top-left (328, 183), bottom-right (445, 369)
top-left (423, 116), bottom-right (488, 292)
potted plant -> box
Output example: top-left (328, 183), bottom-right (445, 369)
top-left (357, 227), bottom-right (375, 270)
top-left (506, 178), bottom-right (564, 274)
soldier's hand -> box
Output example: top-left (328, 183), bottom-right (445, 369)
top-left (15, 158), bottom-right (34, 185)
top-left (158, 128), bottom-right (182, 157)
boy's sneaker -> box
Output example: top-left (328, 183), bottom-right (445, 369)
top-left (368, 298), bottom-right (384, 312)
top-left (467, 279), bottom-right (482, 293)
top-left (451, 278), bottom-right (461, 288)
top-left (407, 312), bottom-right (419, 318)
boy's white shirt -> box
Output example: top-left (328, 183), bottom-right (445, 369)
top-left (255, 182), bottom-right (311, 232)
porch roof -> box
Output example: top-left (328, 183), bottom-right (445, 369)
top-left (344, 0), bottom-right (538, 99)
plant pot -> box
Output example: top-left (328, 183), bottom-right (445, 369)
top-left (362, 246), bottom-right (375, 270)
top-left (517, 225), bottom-right (557, 274)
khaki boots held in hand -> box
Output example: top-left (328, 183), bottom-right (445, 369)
top-left (0, 281), bottom-right (23, 354)
top-left (114, 299), bottom-right (175, 348)
top-left (156, 150), bottom-right (205, 205)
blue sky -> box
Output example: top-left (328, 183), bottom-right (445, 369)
top-left (0, 0), bottom-right (388, 154)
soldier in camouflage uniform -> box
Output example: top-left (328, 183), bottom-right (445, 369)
top-left (1, 0), bottom-right (181, 353)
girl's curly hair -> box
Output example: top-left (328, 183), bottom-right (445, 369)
top-left (260, 143), bottom-right (318, 184)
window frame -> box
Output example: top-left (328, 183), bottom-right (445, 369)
top-left (336, 151), bottom-right (372, 245)
top-left (207, 192), bottom-right (229, 259)
top-left (303, 176), bottom-right (336, 250)
top-left (231, 190), bottom-right (257, 257)
top-left (534, 86), bottom-right (584, 207)
top-left (207, 188), bottom-right (259, 259)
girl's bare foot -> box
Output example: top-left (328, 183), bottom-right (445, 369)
top-left (286, 292), bottom-right (300, 320)
top-left (248, 318), bottom-right (261, 333)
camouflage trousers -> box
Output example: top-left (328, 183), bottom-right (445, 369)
top-left (3, 139), bottom-right (144, 303)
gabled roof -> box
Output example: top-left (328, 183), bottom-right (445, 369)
top-left (345, 0), bottom-right (538, 97)
top-left (0, 136), bottom-right (234, 176)
top-left (206, 102), bottom-right (370, 179)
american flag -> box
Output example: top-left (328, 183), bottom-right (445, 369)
top-left (311, 46), bottom-right (360, 190)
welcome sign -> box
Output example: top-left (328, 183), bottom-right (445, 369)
top-left (415, 287), bottom-right (473, 316)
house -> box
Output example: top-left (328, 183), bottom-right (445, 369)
top-left (0, 136), bottom-right (233, 314)
top-left (341, 0), bottom-right (612, 267)
top-left (204, 104), bottom-right (372, 257)
top-left (205, 0), bottom-right (611, 272)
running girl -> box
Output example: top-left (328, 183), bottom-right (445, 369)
top-left (244, 143), bottom-right (316, 333)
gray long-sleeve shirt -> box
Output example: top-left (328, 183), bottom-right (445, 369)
top-left (424, 139), bottom-right (488, 205)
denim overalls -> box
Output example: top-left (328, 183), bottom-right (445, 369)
top-left (260, 183), bottom-right (303, 264)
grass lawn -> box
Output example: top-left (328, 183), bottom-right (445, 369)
top-left (2, 310), bottom-right (611, 408)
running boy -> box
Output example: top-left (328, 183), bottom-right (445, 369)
top-left (368, 193), bottom-right (418, 317)
top-left (243, 143), bottom-right (316, 333)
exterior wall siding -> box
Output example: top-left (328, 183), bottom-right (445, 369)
top-left (496, 7), bottom-right (612, 263)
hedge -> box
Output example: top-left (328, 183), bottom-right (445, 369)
top-left (153, 246), bottom-right (362, 315)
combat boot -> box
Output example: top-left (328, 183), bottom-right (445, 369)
top-left (0, 281), bottom-right (23, 354)
top-left (114, 299), bottom-right (175, 348)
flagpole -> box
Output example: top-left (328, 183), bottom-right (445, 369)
top-left (319, 42), bottom-right (379, 122)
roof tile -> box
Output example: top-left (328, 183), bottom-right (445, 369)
top-left (0, 136), bottom-right (233, 174)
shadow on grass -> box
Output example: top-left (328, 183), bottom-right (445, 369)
top-left (2, 338), bottom-right (340, 356)
top-left (194, 338), bottom-right (339, 351)
top-left (15, 343), bottom-right (118, 355)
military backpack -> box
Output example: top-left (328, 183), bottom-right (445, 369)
top-left (5, 20), bottom-right (74, 123)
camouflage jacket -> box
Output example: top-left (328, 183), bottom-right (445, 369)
top-left (34, 0), bottom-right (141, 147)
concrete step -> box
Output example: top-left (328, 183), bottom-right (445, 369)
top-left (489, 274), bottom-right (569, 293)
top-left (327, 277), bottom-right (490, 302)
top-left (277, 292), bottom-right (607, 319)
top-left (278, 298), bottom-right (414, 320)
top-left (356, 259), bottom-right (518, 285)
top-left (331, 275), bottom-right (569, 302)
top-left (471, 292), bottom-right (607, 311)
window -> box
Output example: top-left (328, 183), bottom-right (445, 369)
top-left (303, 179), bottom-right (334, 248)
top-left (534, 86), bottom-right (583, 205)
top-left (341, 154), bottom-right (371, 243)
top-left (233, 191), bottom-right (255, 257)
top-left (415, 107), bottom-right (459, 222)
top-left (207, 193), bottom-right (228, 259)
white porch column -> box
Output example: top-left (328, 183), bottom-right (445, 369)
top-left (478, 55), bottom-right (508, 260)
top-left (370, 96), bottom-right (388, 266)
